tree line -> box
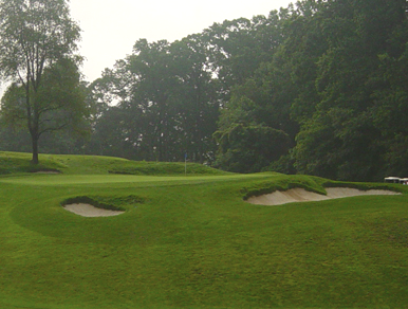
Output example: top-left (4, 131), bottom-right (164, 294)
top-left (1, 0), bottom-right (408, 181)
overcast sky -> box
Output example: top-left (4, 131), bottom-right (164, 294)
top-left (69, 0), bottom-right (293, 82)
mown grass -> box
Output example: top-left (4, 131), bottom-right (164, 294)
top-left (0, 152), bottom-right (408, 309)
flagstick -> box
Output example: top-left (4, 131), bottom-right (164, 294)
top-left (185, 155), bottom-right (187, 177)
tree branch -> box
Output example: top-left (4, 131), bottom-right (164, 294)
top-left (38, 122), bottom-right (69, 137)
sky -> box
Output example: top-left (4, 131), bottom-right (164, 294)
top-left (69, 0), bottom-right (294, 82)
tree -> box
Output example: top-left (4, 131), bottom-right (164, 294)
top-left (0, 0), bottom-right (82, 164)
top-left (90, 37), bottom-right (221, 163)
top-left (212, 7), bottom-right (301, 173)
top-left (1, 58), bottom-right (89, 156)
top-left (169, 35), bottom-right (220, 162)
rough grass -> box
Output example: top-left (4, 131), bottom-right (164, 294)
top-left (0, 152), bottom-right (408, 309)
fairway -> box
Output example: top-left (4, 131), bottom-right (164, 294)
top-left (1, 154), bottom-right (408, 309)
top-left (0, 173), bottom-right (269, 186)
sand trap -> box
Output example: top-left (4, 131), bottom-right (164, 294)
top-left (247, 187), bottom-right (401, 206)
top-left (63, 203), bottom-right (125, 217)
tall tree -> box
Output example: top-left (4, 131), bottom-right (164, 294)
top-left (92, 37), bottom-right (221, 162)
top-left (212, 7), bottom-right (300, 173)
top-left (127, 39), bottom-right (178, 161)
top-left (0, 0), bottom-right (82, 164)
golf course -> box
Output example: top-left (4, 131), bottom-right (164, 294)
top-left (0, 151), bottom-right (407, 308)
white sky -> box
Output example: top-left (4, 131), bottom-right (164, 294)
top-left (69, 0), bottom-right (293, 82)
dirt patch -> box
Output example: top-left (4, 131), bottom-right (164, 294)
top-left (63, 203), bottom-right (125, 217)
top-left (247, 187), bottom-right (401, 206)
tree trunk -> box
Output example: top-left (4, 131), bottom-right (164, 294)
top-left (31, 136), bottom-right (39, 165)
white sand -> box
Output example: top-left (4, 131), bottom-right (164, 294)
top-left (63, 203), bottom-right (125, 217)
top-left (246, 187), bottom-right (401, 206)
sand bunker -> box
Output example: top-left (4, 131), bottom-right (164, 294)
top-left (63, 203), bottom-right (125, 217)
top-left (247, 187), bottom-right (401, 206)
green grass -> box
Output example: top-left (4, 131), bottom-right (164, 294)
top-left (0, 152), bottom-right (408, 308)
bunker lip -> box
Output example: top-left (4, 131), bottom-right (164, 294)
top-left (246, 187), bottom-right (401, 206)
top-left (63, 203), bottom-right (125, 217)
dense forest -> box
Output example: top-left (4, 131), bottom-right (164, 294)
top-left (1, 0), bottom-right (408, 181)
